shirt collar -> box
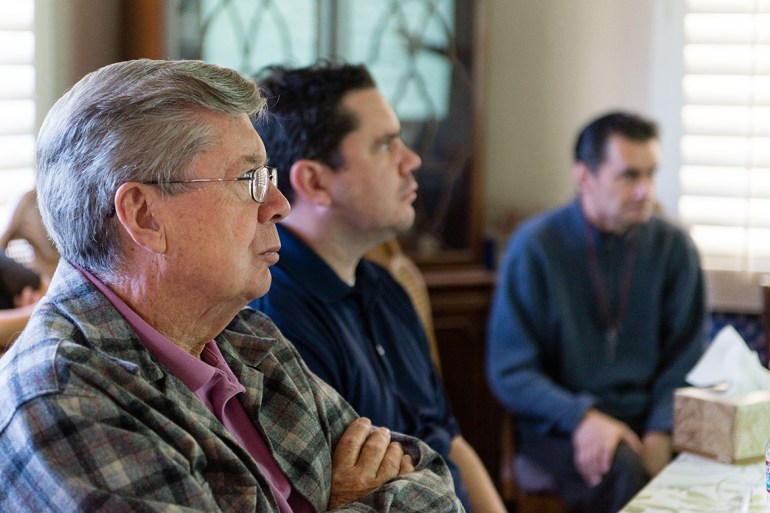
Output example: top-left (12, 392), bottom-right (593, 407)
top-left (276, 224), bottom-right (382, 302)
top-left (572, 197), bottom-right (641, 248)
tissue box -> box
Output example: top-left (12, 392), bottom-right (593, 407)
top-left (673, 387), bottom-right (770, 463)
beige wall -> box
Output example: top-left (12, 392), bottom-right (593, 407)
top-left (36, 0), bottom-right (121, 128)
top-left (482, 0), bottom-right (674, 237)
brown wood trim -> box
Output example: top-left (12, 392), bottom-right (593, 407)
top-left (121, 0), bottom-right (166, 60)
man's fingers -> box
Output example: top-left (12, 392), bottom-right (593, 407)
top-left (596, 444), bottom-right (612, 477)
top-left (621, 430), bottom-right (644, 454)
top-left (575, 439), bottom-right (613, 487)
top-left (579, 458), bottom-right (605, 487)
top-left (330, 418), bottom-right (416, 506)
top-left (356, 427), bottom-right (392, 474)
top-left (398, 454), bottom-right (414, 476)
top-left (333, 418), bottom-right (372, 469)
top-left (336, 421), bottom-right (393, 478)
top-left (375, 441), bottom-right (405, 481)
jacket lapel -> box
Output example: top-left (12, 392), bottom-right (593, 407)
top-left (221, 327), bottom-right (330, 509)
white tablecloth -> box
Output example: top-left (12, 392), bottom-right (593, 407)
top-left (620, 452), bottom-right (767, 513)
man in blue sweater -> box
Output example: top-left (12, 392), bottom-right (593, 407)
top-left (250, 62), bottom-right (506, 513)
top-left (487, 111), bottom-right (706, 513)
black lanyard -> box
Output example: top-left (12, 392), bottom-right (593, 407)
top-left (584, 223), bottom-right (639, 361)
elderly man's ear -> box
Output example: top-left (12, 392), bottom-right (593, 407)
top-left (113, 182), bottom-right (167, 254)
top-left (289, 159), bottom-right (334, 207)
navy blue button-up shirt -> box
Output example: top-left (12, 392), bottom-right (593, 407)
top-left (251, 225), bottom-right (469, 509)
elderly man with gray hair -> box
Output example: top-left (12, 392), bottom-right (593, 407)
top-left (0, 59), bottom-right (463, 512)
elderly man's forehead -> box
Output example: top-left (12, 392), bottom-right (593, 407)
top-left (203, 112), bottom-right (268, 165)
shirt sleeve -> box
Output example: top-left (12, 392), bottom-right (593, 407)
top-left (486, 227), bottom-right (596, 435)
top-left (645, 231), bottom-right (706, 432)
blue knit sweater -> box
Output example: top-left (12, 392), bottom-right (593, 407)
top-left (487, 199), bottom-right (706, 437)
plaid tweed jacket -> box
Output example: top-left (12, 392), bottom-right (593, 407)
top-left (0, 260), bottom-right (462, 512)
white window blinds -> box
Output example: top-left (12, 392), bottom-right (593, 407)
top-left (679, 0), bottom-right (770, 273)
top-left (0, 0), bottom-right (36, 222)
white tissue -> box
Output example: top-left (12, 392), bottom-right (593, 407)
top-left (686, 325), bottom-right (770, 396)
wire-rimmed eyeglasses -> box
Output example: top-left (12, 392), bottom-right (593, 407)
top-left (142, 166), bottom-right (277, 204)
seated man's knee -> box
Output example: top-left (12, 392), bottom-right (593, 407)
top-left (608, 442), bottom-right (649, 493)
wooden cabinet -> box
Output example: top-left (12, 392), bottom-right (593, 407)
top-left (424, 266), bottom-right (506, 491)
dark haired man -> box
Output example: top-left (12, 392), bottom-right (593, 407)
top-left (487, 111), bottom-right (706, 513)
top-left (251, 62), bottom-right (506, 513)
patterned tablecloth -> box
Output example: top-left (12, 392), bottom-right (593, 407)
top-left (620, 452), bottom-right (767, 513)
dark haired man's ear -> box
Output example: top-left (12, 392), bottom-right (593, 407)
top-left (573, 161), bottom-right (594, 193)
top-left (289, 159), bottom-right (333, 207)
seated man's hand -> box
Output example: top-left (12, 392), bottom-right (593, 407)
top-left (640, 431), bottom-right (671, 477)
top-left (329, 417), bottom-right (414, 509)
top-left (572, 409), bottom-right (643, 487)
